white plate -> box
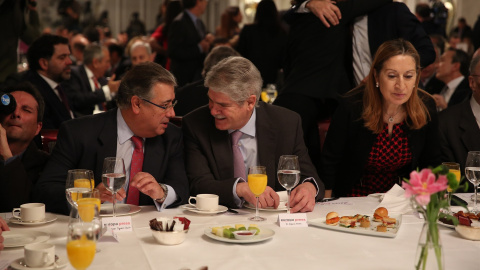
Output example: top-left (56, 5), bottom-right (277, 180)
top-left (244, 202), bottom-right (288, 212)
top-left (10, 255), bottom-right (68, 270)
top-left (99, 204), bottom-right (141, 217)
top-left (181, 205), bottom-right (228, 214)
top-left (9, 213), bottom-right (57, 226)
top-left (3, 231), bottom-right (50, 248)
top-left (438, 220), bottom-right (456, 229)
top-left (308, 214), bottom-right (402, 238)
top-left (204, 226), bottom-right (275, 243)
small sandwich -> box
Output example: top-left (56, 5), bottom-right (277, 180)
top-left (359, 217), bottom-right (371, 228)
top-left (339, 216), bottom-right (356, 228)
top-left (326, 212), bottom-right (340, 226)
top-left (373, 207), bottom-right (388, 222)
top-left (382, 217), bottom-right (397, 228)
top-left (377, 224), bottom-right (387, 232)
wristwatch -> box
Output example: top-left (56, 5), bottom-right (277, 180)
top-left (155, 183), bottom-right (168, 204)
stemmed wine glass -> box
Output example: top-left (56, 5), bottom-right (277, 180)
top-left (277, 155), bottom-right (300, 213)
top-left (442, 162), bottom-right (461, 213)
top-left (465, 151), bottom-right (480, 214)
top-left (66, 169), bottom-right (95, 208)
top-left (67, 203), bottom-right (99, 270)
top-left (248, 166), bottom-right (268, 221)
top-left (102, 157), bottom-right (126, 217)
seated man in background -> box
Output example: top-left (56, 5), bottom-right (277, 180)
top-left (439, 54), bottom-right (480, 188)
top-left (183, 57), bottom-right (324, 213)
top-left (130, 40), bottom-right (154, 67)
top-left (35, 62), bottom-right (189, 215)
top-left (66, 43), bottom-right (120, 116)
top-left (0, 83), bottom-right (49, 212)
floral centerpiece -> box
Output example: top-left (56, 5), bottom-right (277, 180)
top-left (402, 165), bottom-right (467, 270)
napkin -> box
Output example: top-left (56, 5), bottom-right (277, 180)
top-left (376, 184), bottom-right (414, 214)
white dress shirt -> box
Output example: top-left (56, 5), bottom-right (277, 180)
top-left (470, 96), bottom-right (480, 129)
top-left (443, 76), bottom-right (465, 104)
top-left (352, 15), bottom-right (372, 85)
top-left (84, 66), bottom-right (113, 114)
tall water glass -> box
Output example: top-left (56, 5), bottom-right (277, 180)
top-left (465, 151), bottom-right (480, 214)
top-left (277, 155), bottom-right (300, 213)
top-left (101, 157), bottom-right (126, 217)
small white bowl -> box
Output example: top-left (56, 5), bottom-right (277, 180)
top-left (232, 230), bottom-right (256, 240)
top-left (151, 229), bottom-right (188, 245)
top-left (455, 225), bottom-right (480, 241)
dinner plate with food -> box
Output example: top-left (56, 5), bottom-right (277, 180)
top-left (204, 224), bottom-right (275, 243)
top-left (309, 207), bottom-right (402, 238)
top-left (438, 210), bottom-right (480, 229)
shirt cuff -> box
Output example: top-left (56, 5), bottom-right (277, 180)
top-left (233, 177), bottom-right (246, 208)
top-left (296, 0), bottom-right (311, 13)
top-left (301, 177), bottom-right (319, 197)
top-left (153, 185), bottom-right (177, 211)
top-left (101, 85), bottom-right (113, 101)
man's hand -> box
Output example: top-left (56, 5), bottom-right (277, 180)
top-left (432, 94), bottom-right (448, 110)
top-left (306, 0), bottom-right (342, 28)
top-left (199, 39), bottom-right (210, 54)
top-left (236, 182), bottom-right (280, 208)
top-left (130, 172), bottom-right (164, 200)
top-left (289, 182), bottom-right (317, 213)
top-left (96, 182), bottom-right (126, 202)
top-left (107, 74), bottom-right (120, 94)
top-left (0, 124), bottom-right (12, 160)
top-left (0, 217), bottom-right (10, 252)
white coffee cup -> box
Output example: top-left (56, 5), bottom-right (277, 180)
top-left (24, 243), bottom-right (55, 268)
top-left (188, 194), bottom-right (219, 211)
top-left (12, 203), bottom-right (45, 222)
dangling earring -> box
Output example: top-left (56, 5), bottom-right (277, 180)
top-left (375, 82), bottom-right (379, 88)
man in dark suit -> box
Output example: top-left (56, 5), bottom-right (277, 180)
top-left (419, 45), bottom-right (445, 95)
top-left (183, 57), bottom-right (324, 213)
top-left (168, 0), bottom-right (213, 87)
top-left (439, 54), bottom-right (480, 186)
top-left (0, 83), bottom-right (49, 212)
top-left (175, 46), bottom-right (239, 116)
top-left (433, 48), bottom-right (471, 110)
top-left (24, 34), bottom-right (73, 129)
top-left (35, 62), bottom-right (189, 215)
top-left (65, 44), bottom-right (119, 116)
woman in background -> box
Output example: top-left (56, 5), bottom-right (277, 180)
top-left (215, 6), bottom-right (242, 47)
top-left (320, 39), bottom-right (440, 198)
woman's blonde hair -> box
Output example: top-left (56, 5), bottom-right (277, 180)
top-left (362, 39), bottom-right (430, 133)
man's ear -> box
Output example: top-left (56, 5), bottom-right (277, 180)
top-left (246, 94), bottom-right (257, 109)
top-left (39, 58), bottom-right (49, 71)
top-left (131, 96), bottom-right (142, 114)
top-left (452, 62), bottom-right (461, 73)
top-left (34, 122), bottom-right (43, 136)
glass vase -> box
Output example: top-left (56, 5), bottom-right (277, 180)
top-left (415, 222), bottom-right (444, 270)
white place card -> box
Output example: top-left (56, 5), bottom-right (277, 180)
top-left (98, 227), bottom-right (119, 242)
top-left (102, 216), bottom-right (133, 232)
top-left (278, 213), bottom-right (308, 227)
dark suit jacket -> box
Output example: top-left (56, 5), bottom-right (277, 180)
top-left (64, 65), bottom-right (108, 117)
top-left (0, 142), bottom-right (49, 212)
top-left (448, 78), bottom-right (472, 107)
top-left (174, 79), bottom-right (208, 116)
top-left (367, 2), bottom-right (435, 69)
top-left (34, 109), bottom-right (189, 214)
top-left (182, 103), bottom-right (324, 208)
top-left (23, 70), bottom-right (72, 129)
top-left (420, 74), bottom-right (445, 95)
top-left (168, 11), bottom-right (205, 87)
top-left (439, 99), bottom-right (480, 190)
top-left (320, 88), bottom-right (441, 196)
top-left (283, 0), bottom-right (391, 99)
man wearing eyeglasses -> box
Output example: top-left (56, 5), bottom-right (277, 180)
top-left (35, 62), bottom-right (189, 215)
top-left (439, 53), bottom-right (480, 188)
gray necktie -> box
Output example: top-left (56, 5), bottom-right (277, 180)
top-left (196, 18), bottom-right (206, 38)
top-left (231, 130), bottom-right (246, 180)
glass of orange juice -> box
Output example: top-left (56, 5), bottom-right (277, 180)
top-left (67, 204), bottom-right (99, 270)
top-left (78, 189), bottom-right (101, 212)
top-left (248, 166), bottom-right (267, 221)
top-left (442, 162), bottom-right (461, 212)
top-left (66, 169), bottom-right (95, 207)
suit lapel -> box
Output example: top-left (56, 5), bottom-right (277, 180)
top-left (209, 124), bottom-right (233, 179)
top-left (256, 104), bottom-right (277, 189)
top-left (96, 111), bottom-right (118, 180)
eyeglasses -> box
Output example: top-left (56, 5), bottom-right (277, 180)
top-left (141, 98), bottom-right (177, 111)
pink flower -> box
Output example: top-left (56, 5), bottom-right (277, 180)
top-left (402, 169), bottom-right (448, 206)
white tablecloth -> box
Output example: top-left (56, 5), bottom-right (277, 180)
top-left (2, 195), bottom-right (480, 270)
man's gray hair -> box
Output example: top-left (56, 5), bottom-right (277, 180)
top-left (202, 46), bottom-right (240, 77)
top-left (130, 40), bottom-right (152, 56)
top-left (205, 56), bottom-right (263, 105)
top-left (469, 54), bottom-right (480, 75)
top-left (116, 62), bottom-right (177, 109)
top-left (83, 43), bottom-right (105, 66)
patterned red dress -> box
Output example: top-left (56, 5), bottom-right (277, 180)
top-left (347, 122), bottom-right (412, 197)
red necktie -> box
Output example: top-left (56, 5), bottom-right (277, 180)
top-left (127, 136), bottom-right (143, 205)
top-left (92, 76), bottom-right (100, 90)
top-left (55, 85), bottom-right (71, 113)
top-left (92, 76), bottom-right (107, 111)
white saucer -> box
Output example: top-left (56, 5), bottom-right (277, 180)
top-left (182, 205), bottom-right (228, 214)
top-left (9, 213), bottom-right (57, 226)
top-left (10, 255), bottom-right (68, 270)
top-left (3, 231), bottom-right (50, 248)
top-left (99, 204), bottom-right (141, 217)
top-left (244, 202), bottom-right (288, 212)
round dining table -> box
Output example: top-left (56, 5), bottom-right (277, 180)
top-left (1, 194), bottom-right (479, 270)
